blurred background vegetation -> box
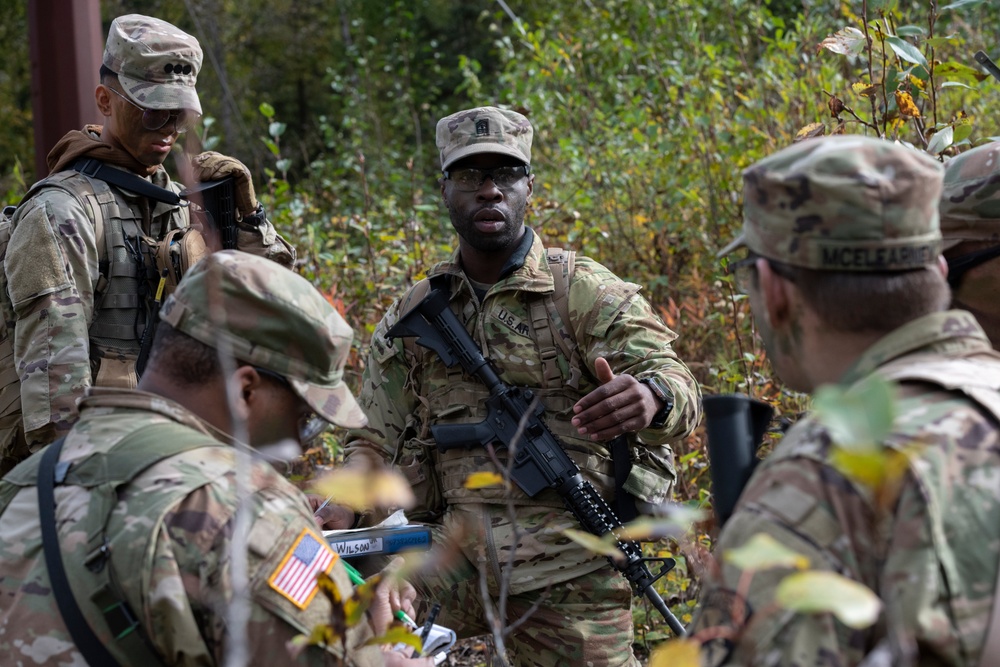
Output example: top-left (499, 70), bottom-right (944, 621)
top-left (3, 0), bottom-right (1000, 655)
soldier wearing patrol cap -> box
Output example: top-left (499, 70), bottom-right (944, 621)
top-left (0, 251), bottom-right (432, 667)
top-left (343, 106), bottom-right (703, 666)
top-left (693, 135), bottom-right (1000, 666)
top-left (939, 141), bottom-right (1000, 348)
top-left (0, 14), bottom-right (295, 475)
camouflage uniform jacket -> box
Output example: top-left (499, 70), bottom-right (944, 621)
top-left (0, 152), bottom-right (294, 457)
top-left (0, 387), bottom-right (383, 667)
top-left (345, 231), bottom-right (701, 587)
top-left (693, 310), bottom-right (1000, 667)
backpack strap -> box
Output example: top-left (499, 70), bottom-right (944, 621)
top-left (537, 247), bottom-right (583, 390)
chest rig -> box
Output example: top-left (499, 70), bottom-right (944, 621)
top-left (25, 167), bottom-right (192, 387)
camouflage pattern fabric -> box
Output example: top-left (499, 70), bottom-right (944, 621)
top-left (414, 507), bottom-right (636, 666)
top-left (436, 106), bottom-right (532, 170)
top-left (104, 14), bottom-right (203, 113)
top-left (0, 388), bottom-right (383, 666)
top-left (0, 129), bottom-right (294, 472)
top-left (718, 135), bottom-right (944, 271)
top-left (345, 231), bottom-right (701, 666)
top-left (940, 141), bottom-right (1000, 249)
top-left (692, 310), bottom-right (1000, 666)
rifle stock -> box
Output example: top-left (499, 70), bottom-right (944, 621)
top-left (702, 394), bottom-right (773, 527)
top-left (387, 286), bottom-right (687, 637)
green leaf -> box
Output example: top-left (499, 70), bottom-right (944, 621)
top-left (724, 533), bottom-right (811, 572)
top-left (935, 61), bottom-right (989, 84)
top-left (895, 25), bottom-right (925, 37)
top-left (269, 122), bottom-right (287, 139)
top-left (812, 375), bottom-right (897, 449)
top-left (926, 126), bottom-right (954, 155)
top-left (954, 124), bottom-right (974, 144)
top-left (940, 81), bottom-right (976, 90)
top-left (775, 571), bottom-right (882, 629)
top-left (885, 36), bottom-right (928, 69)
top-left (259, 102), bottom-right (276, 119)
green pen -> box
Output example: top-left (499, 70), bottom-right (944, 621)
top-left (340, 559), bottom-right (418, 628)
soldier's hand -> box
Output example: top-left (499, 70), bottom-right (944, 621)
top-left (305, 494), bottom-right (355, 530)
top-left (190, 151), bottom-right (258, 217)
top-left (571, 357), bottom-right (660, 440)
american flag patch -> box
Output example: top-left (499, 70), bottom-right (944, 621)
top-left (268, 528), bottom-right (338, 609)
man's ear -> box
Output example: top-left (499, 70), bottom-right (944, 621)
top-left (230, 365), bottom-right (259, 421)
top-left (95, 84), bottom-right (113, 117)
top-left (756, 258), bottom-right (792, 329)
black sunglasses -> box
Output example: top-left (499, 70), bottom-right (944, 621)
top-left (946, 244), bottom-right (1000, 289)
top-left (251, 366), bottom-right (327, 445)
top-left (443, 165), bottom-right (531, 192)
top-left (109, 87), bottom-right (199, 134)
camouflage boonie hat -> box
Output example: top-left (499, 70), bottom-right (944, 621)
top-left (719, 135), bottom-right (944, 271)
top-left (940, 141), bottom-right (1000, 251)
top-left (159, 251), bottom-right (366, 428)
top-left (103, 14), bottom-right (203, 114)
top-left (436, 106), bottom-right (532, 170)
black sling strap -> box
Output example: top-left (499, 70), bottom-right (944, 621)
top-left (37, 437), bottom-right (124, 667)
top-left (73, 158), bottom-right (182, 206)
top-left (610, 435), bottom-right (639, 523)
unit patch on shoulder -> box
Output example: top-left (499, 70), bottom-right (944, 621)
top-left (267, 528), bottom-right (339, 609)
top-left (493, 306), bottom-right (530, 337)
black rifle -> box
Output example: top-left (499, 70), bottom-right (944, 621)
top-left (702, 394), bottom-right (773, 527)
top-left (975, 50), bottom-right (1000, 84)
top-left (180, 177), bottom-right (238, 250)
top-left (387, 286), bottom-right (686, 637)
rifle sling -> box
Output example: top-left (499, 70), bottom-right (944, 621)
top-left (73, 158), bottom-right (182, 206)
top-left (38, 438), bottom-right (125, 667)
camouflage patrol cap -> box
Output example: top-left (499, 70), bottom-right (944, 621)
top-left (159, 251), bottom-right (366, 428)
top-left (436, 106), bottom-right (532, 170)
top-left (103, 14), bottom-right (203, 114)
top-left (719, 136), bottom-right (944, 271)
top-left (940, 141), bottom-right (1000, 251)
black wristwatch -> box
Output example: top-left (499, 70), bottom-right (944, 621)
top-left (639, 376), bottom-right (674, 429)
top-left (240, 202), bottom-right (267, 228)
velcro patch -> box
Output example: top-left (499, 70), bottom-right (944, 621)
top-left (267, 528), bottom-right (339, 610)
top-left (492, 306), bottom-right (530, 337)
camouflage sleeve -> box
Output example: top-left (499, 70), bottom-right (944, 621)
top-left (343, 299), bottom-right (415, 469)
top-left (234, 213), bottom-right (297, 269)
top-left (690, 446), bottom-right (877, 666)
top-left (568, 259), bottom-right (702, 441)
top-left (149, 478), bottom-right (384, 666)
top-left (5, 191), bottom-right (99, 447)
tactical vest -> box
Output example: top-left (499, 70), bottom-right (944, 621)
top-left (0, 421), bottom-right (225, 665)
top-left (391, 248), bottom-right (676, 518)
top-left (0, 171), bottom-right (188, 465)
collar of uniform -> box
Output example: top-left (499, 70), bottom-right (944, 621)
top-left (840, 309), bottom-right (992, 385)
top-left (79, 386), bottom-right (234, 444)
top-left (431, 227), bottom-right (555, 296)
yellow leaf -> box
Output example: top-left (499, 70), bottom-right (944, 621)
top-left (851, 82), bottom-right (877, 98)
top-left (311, 469), bottom-right (416, 512)
top-left (365, 624), bottom-right (423, 651)
top-left (724, 533), bottom-right (810, 572)
top-left (794, 122), bottom-right (826, 142)
top-left (895, 90), bottom-right (921, 118)
top-left (908, 74), bottom-right (926, 91)
top-left (463, 471), bottom-right (506, 489)
top-left (562, 528), bottom-right (625, 562)
top-left (776, 571), bottom-right (882, 629)
top-left (648, 638), bottom-right (701, 667)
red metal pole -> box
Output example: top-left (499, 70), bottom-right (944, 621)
top-left (28, 0), bottom-right (103, 180)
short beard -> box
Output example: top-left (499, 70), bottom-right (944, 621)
top-left (447, 196), bottom-right (527, 252)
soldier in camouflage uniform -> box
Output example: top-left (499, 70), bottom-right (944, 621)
top-left (0, 251), bottom-right (431, 666)
top-left (343, 107), bottom-right (702, 666)
top-left (0, 14), bottom-right (294, 474)
top-left (938, 141), bottom-right (1000, 348)
top-left (693, 136), bottom-right (1000, 666)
